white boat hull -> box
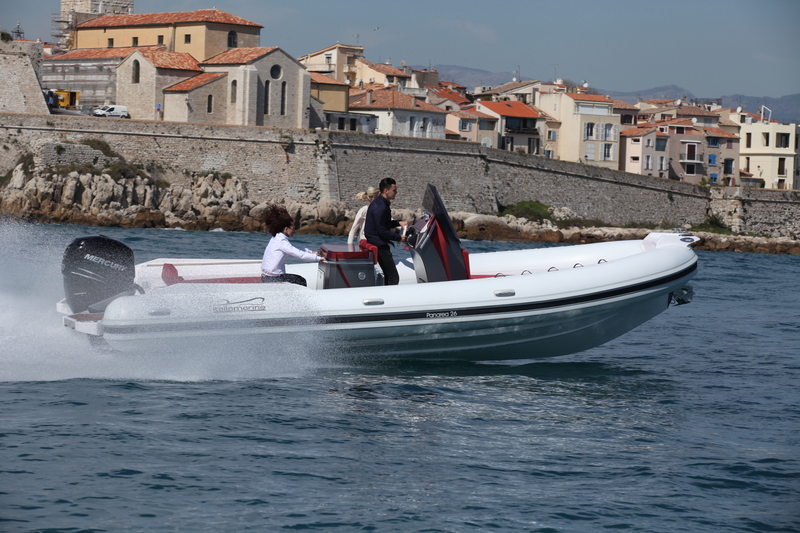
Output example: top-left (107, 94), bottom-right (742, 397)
top-left (60, 233), bottom-right (699, 362)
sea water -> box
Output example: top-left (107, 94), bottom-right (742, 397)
top-left (1, 220), bottom-right (798, 532)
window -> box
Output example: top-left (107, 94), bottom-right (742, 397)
top-left (585, 142), bottom-right (595, 160)
top-left (724, 159), bottom-right (734, 174)
top-left (184, 34), bottom-right (191, 44)
top-left (584, 122), bottom-right (594, 140)
top-left (778, 133), bottom-right (790, 148)
top-left (645, 138), bottom-right (653, 147)
top-left (280, 82), bottom-right (286, 115)
top-left (157, 35), bottom-right (164, 45)
top-left (227, 31), bottom-right (237, 48)
top-left (107, 38), bottom-right (114, 48)
top-left (631, 137), bottom-right (640, 144)
top-left (325, 53), bottom-right (332, 65)
top-left (458, 119), bottom-right (472, 131)
top-left (763, 132), bottom-right (770, 147)
top-left (631, 156), bottom-right (639, 162)
top-left (778, 157), bottom-right (786, 175)
top-left (271, 65), bottom-right (282, 79)
top-left (131, 59), bottom-right (140, 84)
top-left (602, 143), bottom-right (613, 161)
top-left (337, 117), bottom-right (345, 130)
top-left (264, 80), bottom-right (270, 114)
top-left (350, 118), bottom-right (357, 131)
top-left (230, 80), bottom-right (237, 103)
top-left (745, 157), bottom-right (750, 172)
top-left (621, 114), bottom-right (633, 124)
top-left (685, 163), bottom-right (696, 175)
top-left (656, 138), bottom-right (667, 151)
top-left (707, 137), bottom-right (719, 147)
top-left (543, 149), bottom-right (554, 159)
top-left (645, 155), bottom-right (653, 170)
top-left (132, 37), bottom-right (138, 46)
top-left (547, 130), bottom-right (557, 140)
top-left (675, 126), bottom-right (685, 134)
top-left (207, 95), bottom-right (213, 113)
top-left (746, 133), bottom-right (751, 148)
top-left (708, 154), bottom-right (717, 166)
top-left (659, 156), bottom-right (667, 171)
top-left (726, 139), bottom-right (733, 149)
top-left (710, 173), bottom-right (718, 184)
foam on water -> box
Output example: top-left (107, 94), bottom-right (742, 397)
top-left (0, 222), bottom-right (327, 381)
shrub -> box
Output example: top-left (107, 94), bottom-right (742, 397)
top-left (80, 138), bottom-right (121, 159)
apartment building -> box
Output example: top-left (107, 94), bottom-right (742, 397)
top-left (474, 100), bottom-right (545, 153)
top-left (349, 87), bottom-right (446, 138)
top-left (716, 108), bottom-right (797, 190)
top-left (537, 91), bottom-right (620, 168)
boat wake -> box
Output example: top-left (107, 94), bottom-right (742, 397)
top-left (0, 223), bottom-right (329, 382)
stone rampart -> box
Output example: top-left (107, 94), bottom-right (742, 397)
top-left (1, 112), bottom-right (799, 238)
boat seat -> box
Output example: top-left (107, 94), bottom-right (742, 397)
top-left (161, 263), bottom-right (262, 285)
top-left (359, 239), bottom-right (379, 265)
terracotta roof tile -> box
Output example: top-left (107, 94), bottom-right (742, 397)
top-left (46, 46), bottom-right (164, 60)
top-left (675, 106), bottom-right (720, 117)
top-left (426, 86), bottom-right (470, 105)
top-left (356, 58), bottom-right (410, 78)
top-left (565, 93), bottom-right (613, 103)
top-left (201, 47), bottom-right (279, 65)
top-left (479, 100), bottom-right (544, 118)
top-left (310, 72), bottom-right (349, 85)
top-left (620, 127), bottom-right (658, 137)
top-left (77, 9), bottom-right (262, 28)
top-left (164, 72), bottom-right (227, 92)
top-left (477, 80), bottom-right (539, 95)
top-left (456, 108), bottom-right (495, 120)
top-left (139, 49), bottom-right (202, 71)
top-left (700, 127), bottom-right (738, 139)
top-left (350, 87), bottom-right (445, 113)
top-left (611, 99), bottom-right (638, 110)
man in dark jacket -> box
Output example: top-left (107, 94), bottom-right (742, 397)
top-left (364, 178), bottom-right (407, 285)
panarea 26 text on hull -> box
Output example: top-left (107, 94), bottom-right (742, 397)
top-left (58, 185), bottom-right (699, 362)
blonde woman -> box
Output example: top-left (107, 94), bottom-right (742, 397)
top-left (347, 186), bottom-right (380, 244)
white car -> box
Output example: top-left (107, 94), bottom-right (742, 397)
top-left (93, 105), bottom-right (130, 118)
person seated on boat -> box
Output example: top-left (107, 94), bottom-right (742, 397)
top-left (347, 186), bottom-right (380, 245)
top-left (261, 204), bottom-right (322, 287)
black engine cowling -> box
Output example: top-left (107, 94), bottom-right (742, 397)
top-left (62, 236), bottom-right (137, 314)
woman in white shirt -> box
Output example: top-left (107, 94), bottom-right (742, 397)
top-left (347, 187), bottom-right (380, 245)
top-left (261, 204), bottom-right (322, 286)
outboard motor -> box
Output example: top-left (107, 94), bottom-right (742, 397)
top-left (62, 236), bottom-right (138, 314)
top-left (408, 184), bottom-right (470, 283)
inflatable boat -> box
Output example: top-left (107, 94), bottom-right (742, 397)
top-left (57, 185), bottom-right (699, 361)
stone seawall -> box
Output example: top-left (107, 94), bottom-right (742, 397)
top-left (1, 112), bottom-right (799, 243)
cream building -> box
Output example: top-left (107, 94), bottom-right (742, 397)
top-left (716, 108), bottom-right (797, 190)
top-left (298, 43), bottom-right (364, 86)
top-left (72, 9), bottom-right (261, 61)
top-left (536, 92), bottom-right (620, 168)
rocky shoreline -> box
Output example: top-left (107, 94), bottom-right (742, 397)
top-left (1, 155), bottom-right (798, 255)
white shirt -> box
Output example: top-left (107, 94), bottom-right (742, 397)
top-left (261, 232), bottom-right (320, 276)
top-left (347, 204), bottom-right (370, 244)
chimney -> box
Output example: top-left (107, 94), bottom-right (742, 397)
top-left (366, 91), bottom-right (373, 105)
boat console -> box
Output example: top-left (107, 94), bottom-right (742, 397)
top-left (405, 184), bottom-right (470, 283)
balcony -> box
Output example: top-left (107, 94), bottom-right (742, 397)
top-left (504, 128), bottom-right (538, 135)
top-left (680, 152), bottom-right (703, 163)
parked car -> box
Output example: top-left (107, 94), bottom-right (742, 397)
top-left (93, 105), bottom-right (130, 118)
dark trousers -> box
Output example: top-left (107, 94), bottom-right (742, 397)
top-left (261, 273), bottom-right (307, 287)
top-left (376, 244), bottom-right (399, 285)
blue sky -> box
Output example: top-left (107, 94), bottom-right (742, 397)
top-left (4, 0), bottom-right (799, 98)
